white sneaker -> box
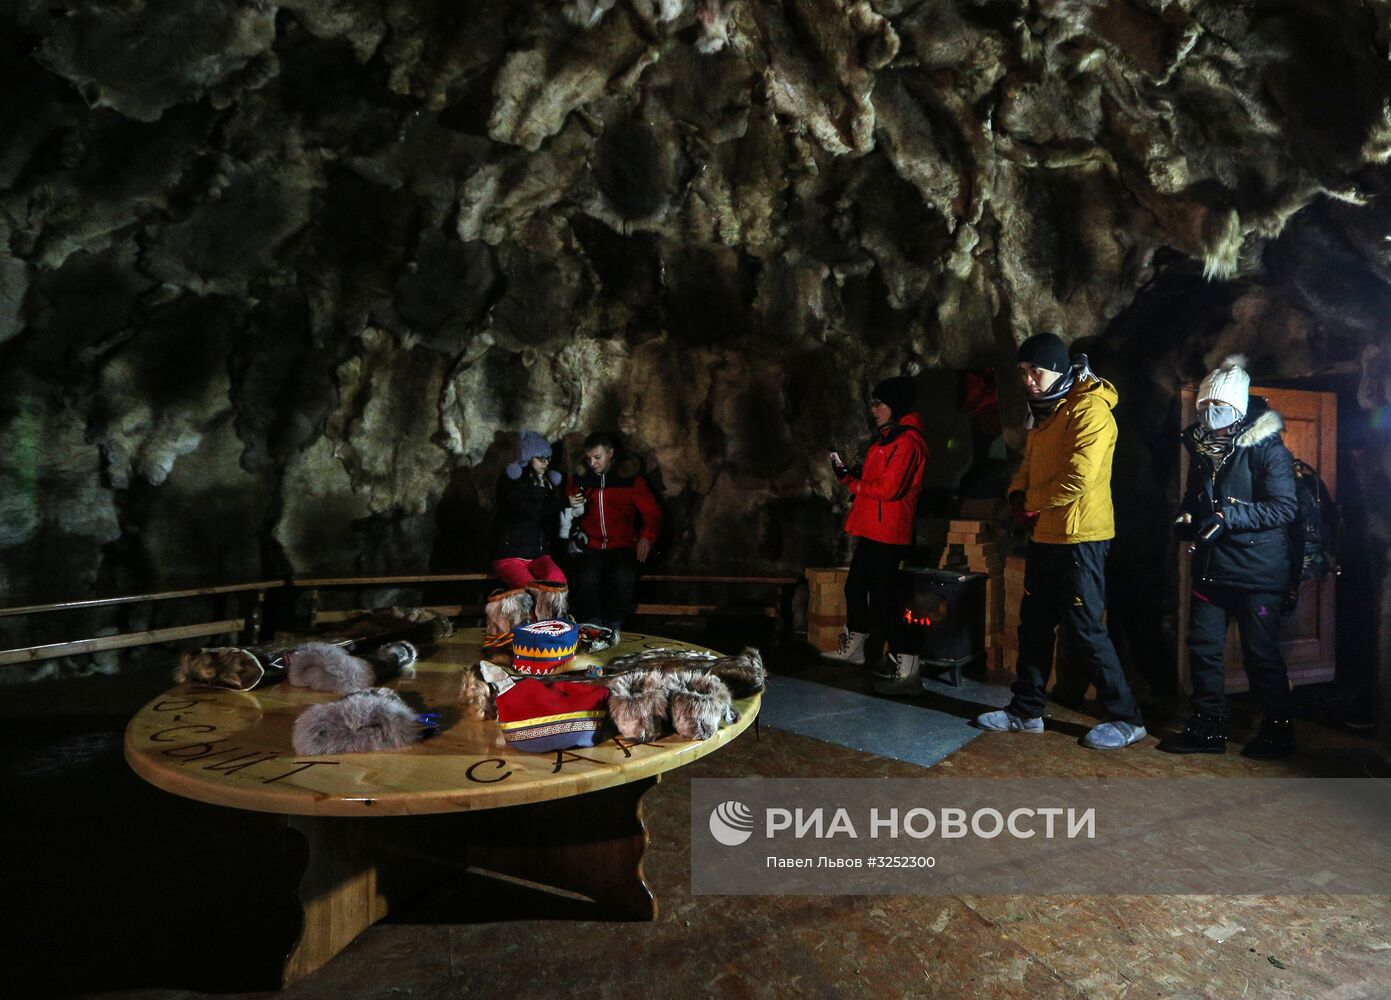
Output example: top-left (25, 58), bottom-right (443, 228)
top-left (974, 709), bottom-right (1044, 733)
top-left (872, 653), bottom-right (921, 695)
top-left (1081, 721), bottom-right (1147, 749)
top-left (820, 630), bottom-right (867, 666)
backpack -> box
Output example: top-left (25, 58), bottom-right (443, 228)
top-left (1290, 459), bottom-right (1339, 581)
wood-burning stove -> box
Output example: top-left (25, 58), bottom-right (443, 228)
top-left (897, 567), bottom-right (987, 686)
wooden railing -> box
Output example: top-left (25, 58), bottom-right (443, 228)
top-left (0, 571), bottom-right (804, 667)
top-left (0, 581), bottom-right (282, 666)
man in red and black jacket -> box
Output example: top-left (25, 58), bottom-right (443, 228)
top-left (567, 432), bottom-right (663, 642)
top-left (824, 376), bottom-right (930, 694)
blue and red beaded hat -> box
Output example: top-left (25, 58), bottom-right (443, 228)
top-left (510, 618), bottom-right (580, 675)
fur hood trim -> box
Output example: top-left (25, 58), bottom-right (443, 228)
top-left (1234, 398), bottom-right (1284, 447)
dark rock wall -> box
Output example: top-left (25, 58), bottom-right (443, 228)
top-left (4, 1), bottom-right (1391, 715)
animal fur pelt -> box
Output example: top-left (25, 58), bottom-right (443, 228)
top-left (605, 664), bottom-right (744, 742)
top-left (606, 669), bottom-right (672, 743)
top-left (707, 647), bottom-right (765, 698)
top-left (603, 646), bottom-right (765, 697)
top-left (173, 605), bottom-right (447, 691)
top-left (605, 647), bottom-right (717, 673)
top-left (291, 687), bottom-right (424, 756)
top-left (333, 606), bottom-right (454, 643)
top-left (458, 660), bottom-right (515, 720)
top-left (668, 671), bottom-right (738, 741)
top-left (173, 647), bottom-right (269, 690)
top-left (527, 581), bottom-right (569, 622)
top-left (283, 641), bottom-right (417, 694)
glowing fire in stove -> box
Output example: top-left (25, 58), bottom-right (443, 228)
top-left (903, 609), bottom-right (933, 627)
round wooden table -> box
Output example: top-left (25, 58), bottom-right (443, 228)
top-left (125, 628), bottom-right (760, 988)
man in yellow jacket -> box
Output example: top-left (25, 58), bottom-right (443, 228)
top-left (974, 334), bottom-right (1147, 749)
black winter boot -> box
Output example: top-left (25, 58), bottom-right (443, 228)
top-left (1156, 713), bottom-right (1228, 755)
top-left (1240, 718), bottom-right (1295, 760)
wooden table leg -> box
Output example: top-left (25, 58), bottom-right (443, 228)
top-left (458, 775), bottom-right (660, 920)
top-left (281, 816), bottom-right (389, 987)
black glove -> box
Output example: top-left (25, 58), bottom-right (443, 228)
top-left (1280, 588), bottom-right (1299, 617)
top-left (1195, 511), bottom-right (1225, 542)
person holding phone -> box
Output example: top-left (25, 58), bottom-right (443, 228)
top-left (567, 431), bottom-right (663, 644)
top-left (823, 376), bottom-right (930, 695)
top-left (1162, 355), bottom-right (1299, 759)
top-left (491, 431), bottom-right (585, 589)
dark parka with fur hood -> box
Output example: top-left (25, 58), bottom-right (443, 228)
top-left (1178, 397), bottom-right (1298, 591)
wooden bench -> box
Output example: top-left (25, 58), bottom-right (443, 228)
top-left (298, 572), bottom-right (801, 641)
top-left (0, 571), bottom-right (804, 669)
top-left (0, 581), bottom-right (281, 666)
top-left (296, 573), bottom-right (492, 627)
top-left (632, 574), bottom-right (800, 642)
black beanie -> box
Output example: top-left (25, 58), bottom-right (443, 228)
top-left (871, 376), bottom-right (916, 419)
top-left (1016, 333), bottom-right (1071, 374)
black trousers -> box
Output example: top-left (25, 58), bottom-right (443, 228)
top-left (1187, 585), bottom-right (1293, 719)
top-left (1008, 540), bottom-right (1142, 724)
top-left (844, 538), bottom-right (911, 654)
top-left (574, 547), bottom-right (638, 628)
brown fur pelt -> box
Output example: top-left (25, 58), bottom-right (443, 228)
top-left (291, 688), bottom-right (423, 756)
top-left (605, 669), bottom-right (672, 743)
top-left (527, 581), bottom-right (569, 622)
top-left (709, 647), bottom-right (765, 697)
top-left (603, 646), bottom-right (765, 698)
top-left (605, 665), bottom-right (743, 743)
top-left (667, 671), bottom-right (738, 741)
top-left (283, 641), bottom-right (417, 694)
top-left (604, 647), bottom-right (717, 674)
top-left (458, 661), bottom-right (497, 720)
top-left (334, 606), bottom-right (455, 642)
top-left (173, 648), bottom-right (266, 690)
top-left (484, 588), bottom-right (534, 638)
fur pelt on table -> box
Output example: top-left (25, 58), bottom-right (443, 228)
top-left (291, 687), bottom-right (425, 755)
top-left (173, 606), bottom-right (449, 690)
top-left (606, 666), bottom-right (741, 743)
top-left (602, 646), bottom-right (766, 697)
top-left (283, 640), bottom-right (417, 694)
top-left (457, 647), bottom-right (764, 740)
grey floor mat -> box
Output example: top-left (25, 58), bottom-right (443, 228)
top-left (757, 673), bottom-right (1011, 768)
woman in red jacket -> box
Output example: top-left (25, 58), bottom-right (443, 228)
top-left (823, 376), bottom-right (930, 693)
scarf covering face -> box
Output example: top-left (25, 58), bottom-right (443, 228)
top-left (1193, 423), bottom-right (1236, 465)
top-left (1025, 354), bottom-right (1096, 428)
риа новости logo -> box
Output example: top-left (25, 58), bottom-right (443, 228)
top-left (709, 800), bottom-right (755, 846)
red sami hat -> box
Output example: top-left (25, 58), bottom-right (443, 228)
top-left (495, 678), bottom-right (609, 752)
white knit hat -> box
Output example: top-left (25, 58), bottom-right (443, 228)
top-left (1197, 354), bottom-right (1250, 416)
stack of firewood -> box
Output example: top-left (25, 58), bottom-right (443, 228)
top-left (804, 566), bottom-right (849, 652)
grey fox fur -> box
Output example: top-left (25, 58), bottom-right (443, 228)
top-left (283, 641), bottom-right (417, 694)
top-left (292, 688), bottom-right (424, 755)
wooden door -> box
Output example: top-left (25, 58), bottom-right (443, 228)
top-left (1176, 385), bottom-right (1337, 693)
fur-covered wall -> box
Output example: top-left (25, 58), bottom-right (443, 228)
top-left (3, 1), bottom-right (1391, 714)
